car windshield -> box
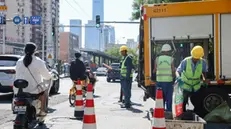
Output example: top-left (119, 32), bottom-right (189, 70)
top-left (97, 67), bottom-right (106, 71)
top-left (0, 57), bottom-right (19, 67)
top-left (111, 64), bottom-right (120, 69)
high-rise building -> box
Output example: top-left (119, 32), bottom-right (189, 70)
top-left (85, 0), bottom-right (105, 51)
top-left (92, 0), bottom-right (104, 21)
top-left (85, 20), bottom-right (101, 50)
top-left (126, 39), bottom-right (137, 49)
top-left (59, 32), bottom-right (80, 62)
top-left (59, 24), bottom-right (65, 32)
top-left (3, 0), bottom-right (60, 62)
top-left (70, 19), bottom-right (82, 48)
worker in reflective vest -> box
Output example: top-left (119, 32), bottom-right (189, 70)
top-left (120, 45), bottom-right (133, 109)
top-left (176, 45), bottom-right (208, 112)
top-left (153, 44), bottom-right (175, 111)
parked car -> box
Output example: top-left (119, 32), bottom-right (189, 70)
top-left (95, 67), bottom-right (107, 76)
top-left (0, 54), bottom-right (59, 94)
top-left (107, 63), bottom-right (120, 82)
top-left (0, 55), bottom-right (21, 93)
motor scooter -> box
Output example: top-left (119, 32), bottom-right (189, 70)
top-left (12, 79), bottom-right (52, 129)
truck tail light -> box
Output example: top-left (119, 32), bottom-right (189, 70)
top-left (217, 80), bottom-right (225, 85)
top-left (143, 7), bottom-right (147, 21)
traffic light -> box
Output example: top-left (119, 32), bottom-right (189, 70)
top-left (52, 26), bottom-right (55, 36)
top-left (180, 43), bottom-right (183, 47)
top-left (96, 15), bottom-right (100, 28)
top-left (0, 16), bottom-right (6, 24)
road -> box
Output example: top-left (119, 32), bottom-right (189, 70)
top-left (0, 76), bottom-right (155, 129)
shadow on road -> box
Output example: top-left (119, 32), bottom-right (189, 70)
top-left (93, 95), bottom-right (101, 98)
top-left (127, 107), bottom-right (143, 113)
top-left (131, 102), bottom-right (143, 107)
top-left (0, 93), bottom-right (13, 103)
top-left (33, 124), bottom-right (49, 129)
top-left (47, 107), bottom-right (56, 114)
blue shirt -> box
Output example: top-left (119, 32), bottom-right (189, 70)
top-left (176, 57), bottom-right (208, 74)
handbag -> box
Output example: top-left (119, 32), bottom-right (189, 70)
top-left (26, 67), bottom-right (46, 93)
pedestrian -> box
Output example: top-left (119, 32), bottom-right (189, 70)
top-left (119, 45), bottom-right (134, 108)
top-left (153, 44), bottom-right (175, 111)
top-left (175, 45), bottom-right (207, 112)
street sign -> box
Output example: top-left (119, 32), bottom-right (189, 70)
top-left (48, 54), bottom-right (52, 59)
top-left (0, 6), bottom-right (7, 11)
top-left (30, 16), bottom-right (41, 25)
top-left (23, 17), bottom-right (29, 24)
top-left (13, 16), bottom-right (21, 25)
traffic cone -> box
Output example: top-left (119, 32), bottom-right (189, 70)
top-left (74, 80), bottom-right (84, 120)
top-left (82, 83), bottom-right (96, 129)
top-left (152, 87), bottom-right (166, 129)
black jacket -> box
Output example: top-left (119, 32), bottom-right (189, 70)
top-left (70, 59), bottom-right (86, 81)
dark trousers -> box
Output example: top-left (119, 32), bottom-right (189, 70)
top-left (121, 79), bottom-right (132, 106)
top-left (156, 82), bottom-right (173, 111)
top-left (119, 86), bottom-right (123, 101)
top-left (183, 90), bottom-right (192, 112)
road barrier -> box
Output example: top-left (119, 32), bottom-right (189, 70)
top-left (152, 87), bottom-right (166, 129)
top-left (82, 83), bottom-right (97, 129)
top-left (74, 80), bottom-right (84, 120)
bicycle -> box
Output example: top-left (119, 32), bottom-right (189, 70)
top-left (69, 78), bottom-right (90, 106)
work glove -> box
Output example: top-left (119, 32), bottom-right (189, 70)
top-left (176, 76), bottom-right (184, 87)
top-left (201, 81), bottom-right (208, 88)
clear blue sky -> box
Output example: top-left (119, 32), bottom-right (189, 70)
top-left (59, 0), bottom-right (139, 45)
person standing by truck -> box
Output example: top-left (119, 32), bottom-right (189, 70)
top-left (153, 44), bottom-right (175, 111)
top-left (176, 45), bottom-right (208, 112)
top-left (120, 45), bottom-right (134, 109)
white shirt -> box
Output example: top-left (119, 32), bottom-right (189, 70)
top-left (14, 56), bottom-right (52, 94)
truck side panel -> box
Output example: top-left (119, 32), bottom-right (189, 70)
top-left (220, 14), bottom-right (231, 78)
top-left (150, 15), bottom-right (213, 40)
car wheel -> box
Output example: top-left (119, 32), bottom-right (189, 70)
top-left (192, 87), bottom-right (230, 118)
top-left (107, 78), bottom-right (111, 82)
top-left (50, 79), bottom-right (60, 94)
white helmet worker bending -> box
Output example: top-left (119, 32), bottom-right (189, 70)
top-left (161, 44), bottom-right (172, 52)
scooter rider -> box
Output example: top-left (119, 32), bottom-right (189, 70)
top-left (70, 52), bottom-right (87, 83)
top-left (14, 42), bottom-right (52, 116)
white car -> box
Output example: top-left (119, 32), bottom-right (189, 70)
top-left (95, 67), bottom-right (107, 76)
top-left (0, 55), bottom-right (21, 93)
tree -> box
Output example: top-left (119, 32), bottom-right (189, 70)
top-left (131, 0), bottom-right (200, 20)
top-left (105, 46), bottom-right (139, 66)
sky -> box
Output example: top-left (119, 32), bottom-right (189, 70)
top-left (59, 0), bottom-right (139, 46)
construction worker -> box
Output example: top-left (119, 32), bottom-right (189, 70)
top-left (176, 45), bottom-right (207, 112)
top-left (153, 44), bottom-right (175, 111)
top-left (120, 45), bottom-right (134, 108)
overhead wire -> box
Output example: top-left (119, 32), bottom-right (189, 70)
top-left (64, 0), bottom-right (89, 19)
top-left (72, 0), bottom-right (91, 19)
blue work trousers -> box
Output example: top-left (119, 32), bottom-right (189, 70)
top-left (120, 78), bottom-right (132, 106)
top-left (156, 82), bottom-right (173, 111)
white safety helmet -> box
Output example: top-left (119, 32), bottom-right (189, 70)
top-left (161, 44), bottom-right (171, 52)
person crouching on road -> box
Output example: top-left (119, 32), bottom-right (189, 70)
top-left (176, 45), bottom-right (207, 112)
top-left (153, 44), bottom-right (175, 111)
top-left (120, 45), bottom-right (134, 109)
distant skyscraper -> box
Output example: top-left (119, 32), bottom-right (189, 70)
top-left (85, 0), bottom-right (105, 51)
top-left (109, 26), bottom-right (115, 44)
top-left (70, 19), bottom-right (82, 48)
top-left (59, 24), bottom-right (65, 32)
top-left (92, 0), bottom-right (104, 21)
top-left (85, 20), bottom-right (101, 50)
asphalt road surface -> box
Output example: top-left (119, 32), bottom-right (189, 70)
top-left (0, 76), bottom-right (195, 129)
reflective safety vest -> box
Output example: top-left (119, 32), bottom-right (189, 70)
top-left (120, 55), bottom-right (133, 77)
top-left (181, 57), bottom-right (202, 92)
top-left (156, 55), bottom-right (173, 82)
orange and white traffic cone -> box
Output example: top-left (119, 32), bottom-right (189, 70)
top-left (152, 87), bottom-right (166, 129)
top-left (74, 80), bottom-right (84, 120)
top-left (82, 83), bottom-right (96, 129)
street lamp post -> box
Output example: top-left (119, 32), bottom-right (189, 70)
top-left (36, 29), bottom-right (44, 60)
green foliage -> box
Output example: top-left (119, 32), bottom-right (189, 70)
top-left (131, 0), bottom-right (201, 20)
top-left (105, 46), bottom-right (139, 66)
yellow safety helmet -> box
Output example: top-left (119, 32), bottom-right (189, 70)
top-left (191, 45), bottom-right (204, 59)
top-left (120, 45), bottom-right (128, 52)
